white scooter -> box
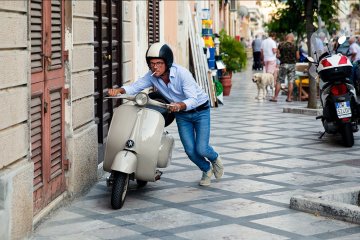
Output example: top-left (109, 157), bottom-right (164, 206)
top-left (104, 92), bottom-right (175, 209)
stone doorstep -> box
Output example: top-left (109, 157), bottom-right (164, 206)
top-left (290, 187), bottom-right (360, 224)
top-left (283, 106), bottom-right (323, 116)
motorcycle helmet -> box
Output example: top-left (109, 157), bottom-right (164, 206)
top-left (146, 42), bottom-right (174, 70)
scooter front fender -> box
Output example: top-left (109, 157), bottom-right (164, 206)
top-left (111, 151), bottom-right (137, 174)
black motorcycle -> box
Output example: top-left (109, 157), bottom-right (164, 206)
top-left (309, 29), bottom-right (360, 147)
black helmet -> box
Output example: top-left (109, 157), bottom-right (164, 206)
top-left (146, 43), bottom-right (174, 70)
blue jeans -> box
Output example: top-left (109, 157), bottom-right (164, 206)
top-left (351, 61), bottom-right (360, 90)
top-left (174, 108), bottom-right (218, 172)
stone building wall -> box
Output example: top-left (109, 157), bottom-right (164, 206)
top-left (0, 1), bottom-right (34, 239)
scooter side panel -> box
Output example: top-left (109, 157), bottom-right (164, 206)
top-left (157, 133), bottom-right (175, 168)
top-left (103, 105), bottom-right (138, 172)
top-left (135, 109), bottom-right (165, 181)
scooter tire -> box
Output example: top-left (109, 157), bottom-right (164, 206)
top-left (340, 123), bottom-right (354, 147)
top-left (111, 171), bottom-right (129, 209)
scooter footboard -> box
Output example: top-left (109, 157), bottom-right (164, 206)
top-left (111, 151), bottom-right (137, 174)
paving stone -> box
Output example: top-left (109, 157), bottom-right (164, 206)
top-left (176, 224), bottom-right (289, 240)
top-left (252, 212), bottom-right (355, 236)
top-left (30, 64), bottom-right (360, 240)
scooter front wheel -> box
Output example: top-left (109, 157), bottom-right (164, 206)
top-left (111, 171), bottom-right (129, 209)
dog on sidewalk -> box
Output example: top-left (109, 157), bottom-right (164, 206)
top-left (252, 73), bottom-right (274, 100)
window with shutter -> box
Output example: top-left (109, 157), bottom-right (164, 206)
top-left (31, 94), bottom-right (44, 191)
top-left (30, 0), bottom-right (66, 216)
top-left (31, 0), bottom-right (44, 80)
top-left (148, 0), bottom-right (160, 44)
top-left (94, 0), bottom-right (122, 148)
top-left (229, 0), bottom-right (237, 11)
top-left (49, 90), bottom-right (63, 179)
top-left (50, 0), bottom-right (63, 69)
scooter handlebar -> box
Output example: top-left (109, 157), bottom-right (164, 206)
top-left (106, 93), bottom-right (170, 109)
top-left (147, 98), bottom-right (169, 109)
top-left (105, 94), bottom-right (135, 101)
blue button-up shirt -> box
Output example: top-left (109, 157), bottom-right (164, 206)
top-left (122, 63), bottom-right (209, 111)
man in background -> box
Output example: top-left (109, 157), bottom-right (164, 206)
top-left (270, 33), bottom-right (299, 102)
top-left (252, 35), bottom-right (262, 70)
top-left (349, 36), bottom-right (360, 91)
top-left (261, 32), bottom-right (277, 79)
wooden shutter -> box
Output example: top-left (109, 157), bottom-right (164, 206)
top-left (49, 90), bottom-right (63, 179)
top-left (50, 0), bottom-right (63, 70)
top-left (94, 0), bottom-right (122, 146)
top-left (31, 94), bottom-right (44, 190)
top-left (148, 0), bottom-right (160, 44)
top-left (31, 0), bottom-right (44, 80)
top-left (30, 0), bottom-right (66, 215)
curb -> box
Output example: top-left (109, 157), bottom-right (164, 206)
top-left (283, 107), bottom-right (322, 116)
top-left (290, 187), bottom-right (360, 224)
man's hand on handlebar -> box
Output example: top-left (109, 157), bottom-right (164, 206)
top-left (168, 102), bottom-right (183, 112)
top-left (108, 88), bottom-right (125, 96)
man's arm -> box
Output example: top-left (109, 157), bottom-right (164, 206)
top-left (349, 45), bottom-right (356, 62)
top-left (272, 47), bottom-right (277, 54)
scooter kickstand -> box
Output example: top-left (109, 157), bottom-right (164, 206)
top-left (319, 131), bottom-right (326, 139)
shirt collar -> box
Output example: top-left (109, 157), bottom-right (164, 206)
top-left (169, 65), bottom-right (176, 80)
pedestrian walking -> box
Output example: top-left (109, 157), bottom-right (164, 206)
top-left (108, 42), bottom-right (224, 186)
top-left (252, 35), bottom-right (262, 70)
top-left (348, 36), bottom-right (360, 90)
top-left (270, 33), bottom-right (299, 102)
top-left (261, 32), bottom-right (277, 78)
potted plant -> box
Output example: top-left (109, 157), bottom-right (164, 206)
top-left (219, 29), bottom-right (247, 95)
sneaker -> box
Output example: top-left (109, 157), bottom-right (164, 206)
top-left (212, 156), bottom-right (224, 179)
top-left (199, 167), bottom-right (213, 186)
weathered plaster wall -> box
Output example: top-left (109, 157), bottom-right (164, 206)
top-left (66, 0), bottom-right (98, 197)
top-left (133, 1), bottom-right (148, 81)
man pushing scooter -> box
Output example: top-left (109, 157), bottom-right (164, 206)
top-left (108, 43), bottom-right (224, 186)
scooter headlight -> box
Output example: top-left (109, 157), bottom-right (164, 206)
top-left (135, 92), bottom-right (149, 106)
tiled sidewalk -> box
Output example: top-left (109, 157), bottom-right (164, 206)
top-left (31, 65), bottom-right (360, 240)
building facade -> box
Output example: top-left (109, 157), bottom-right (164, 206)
top-left (0, 1), bottom-right (232, 239)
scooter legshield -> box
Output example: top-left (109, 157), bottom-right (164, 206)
top-left (111, 151), bottom-right (137, 173)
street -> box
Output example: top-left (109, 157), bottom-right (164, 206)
top-left (31, 64), bottom-right (360, 240)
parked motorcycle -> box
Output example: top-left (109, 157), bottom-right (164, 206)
top-left (104, 92), bottom-right (175, 209)
top-left (308, 28), bottom-right (360, 147)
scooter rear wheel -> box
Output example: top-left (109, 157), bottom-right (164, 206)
top-left (340, 123), bottom-right (354, 147)
top-left (111, 171), bottom-right (129, 209)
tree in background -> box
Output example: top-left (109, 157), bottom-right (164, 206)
top-left (266, 0), bottom-right (340, 108)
